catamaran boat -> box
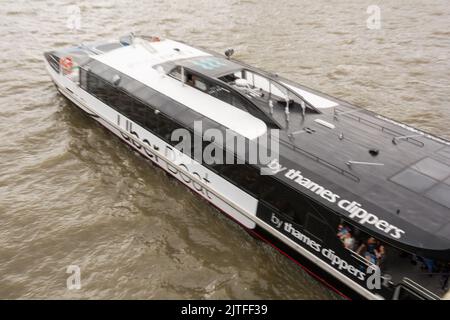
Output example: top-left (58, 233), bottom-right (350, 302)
top-left (44, 34), bottom-right (450, 300)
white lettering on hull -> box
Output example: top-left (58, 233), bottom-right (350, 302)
top-left (266, 159), bottom-right (405, 239)
top-left (270, 212), bottom-right (366, 281)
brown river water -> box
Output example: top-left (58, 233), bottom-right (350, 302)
top-left (0, 0), bottom-right (449, 299)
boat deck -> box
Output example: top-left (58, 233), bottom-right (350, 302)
top-left (245, 82), bottom-right (450, 249)
top-left (382, 247), bottom-right (449, 299)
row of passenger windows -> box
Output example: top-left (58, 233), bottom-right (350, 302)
top-left (83, 69), bottom-right (183, 142)
top-left (80, 66), bottom-right (330, 241)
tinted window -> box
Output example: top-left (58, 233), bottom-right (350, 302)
top-left (87, 73), bottom-right (111, 103)
top-left (120, 76), bottom-right (145, 94)
top-left (305, 213), bottom-right (327, 241)
top-left (156, 114), bottom-right (181, 143)
top-left (260, 179), bottom-right (308, 226)
top-left (133, 85), bottom-right (158, 104)
top-left (80, 68), bottom-right (87, 90)
top-left (145, 108), bottom-right (159, 132)
top-left (217, 163), bottom-right (261, 196)
top-left (127, 99), bottom-right (148, 127)
top-left (146, 93), bottom-right (169, 110)
top-left (230, 94), bottom-right (250, 112)
top-left (208, 84), bottom-right (232, 105)
top-left (86, 71), bottom-right (155, 132)
top-left (176, 109), bottom-right (204, 127)
top-left (114, 90), bottom-right (133, 118)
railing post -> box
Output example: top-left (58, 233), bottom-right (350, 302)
top-left (181, 66), bottom-right (185, 86)
top-left (269, 80), bottom-right (272, 99)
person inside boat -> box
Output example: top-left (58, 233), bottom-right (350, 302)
top-left (356, 237), bottom-right (386, 267)
top-left (376, 243), bottom-right (386, 267)
top-left (359, 237), bottom-right (378, 264)
top-left (410, 255), bottom-right (446, 277)
top-left (343, 233), bottom-right (355, 250)
top-left (337, 224), bottom-right (387, 267)
top-left (337, 224), bottom-right (355, 250)
top-left (337, 224), bottom-right (350, 238)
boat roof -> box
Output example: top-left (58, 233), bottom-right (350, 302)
top-left (79, 37), bottom-right (450, 258)
top-left (263, 79), bottom-right (450, 258)
top-left (91, 39), bottom-right (267, 140)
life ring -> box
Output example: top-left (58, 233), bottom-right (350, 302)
top-left (60, 56), bottom-right (73, 73)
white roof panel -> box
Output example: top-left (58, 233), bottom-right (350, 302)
top-left (93, 40), bottom-right (267, 140)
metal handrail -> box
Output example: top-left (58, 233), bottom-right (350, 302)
top-left (241, 67), bottom-right (321, 115)
top-left (47, 53), bottom-right (59, 65)
top-left (402, 277), bottom-right (440, 300)
top-left (335, 109), bottom-right (424, 147)
top-left (347, 248), bottom-right (395, 288)
top-left (45, 53), bottom-right (60, 73)
top-left (346, 248), bottom-right (376, 269)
